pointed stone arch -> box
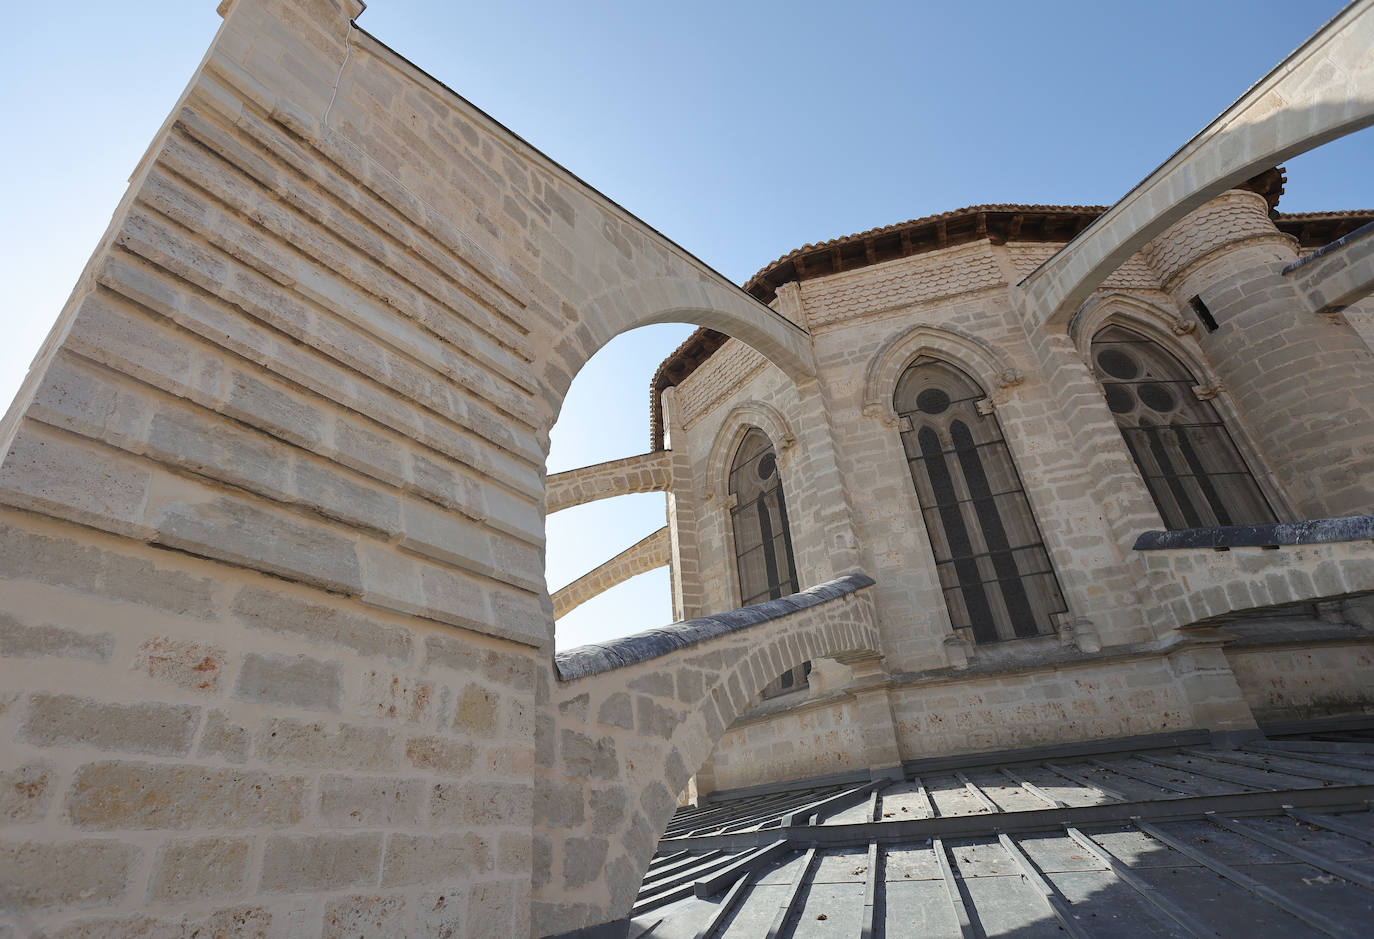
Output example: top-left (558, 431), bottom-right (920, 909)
top-left (1070, 292), bottom-right (1216, 384)
top-left (543, 573), bottom-right (881, 934)
top-left (704, 401), bottom-right (798, 503)
top-left (862, 323), bottom-right (1023, 423)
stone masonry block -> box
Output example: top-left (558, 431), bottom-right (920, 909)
top-left (563, 836), bottom-right (608, 890)
top-left (318, 775), bottom-right (424, 827)
top-left (560, 729), bottom-right (619, 780)
top-left (636, 695), bottom-right (680, 739)
top-left (135, 637), bottom-right (226, 694)
top-left (383, 832), bottom-right (492, 887)
top-left (22, 695), bottom-right (198, 757)
top-left (533, 778), bottom-right (584, 828)
top-left (198, 711), bottom-right (250, 763)
top-left (452, 684), bottom-right (499, 737)
top-left (256, 719), bottom-right (394, 769)
top-left (235, 652), bottom-right (342, 711)
top-left (0, 425), bottom-right (152, 539)
top-left (416, 888), bottom-right (466, 937)
top-left (431, 781), bottom-right (532, 828)
top-left (322, 894), bottom-right (407, 939)
top-left (360, 671), bottom-right (438, 724)
top-left (231, 586), bottom-right (413, 664)
top-left (405, 735), bottom-right (476, 775)
top-left (465, 880), bottom-right (522, 939)
top-left (589, 787), bottom-right (628, 834)
top-left (597, 692), bottom-right (635, 730)
top-left (0, 839), bottom-right (140, 910)
top-left (259, 833), bottom-right (383, 893)
top-left (0, 521), bottom-right (213, 619)
top-left (66, 761), bottom-right (306, 830)
top-left (0, 613), bottom-right (112, 662)
top-left (37, 905), bottom-right (274, 939)
top-left (153, 496), bottom-right (362, 595)
top-left (0, 762), bottom-right (55, 823)
top-left (146, 836), bottom-right (251, 904)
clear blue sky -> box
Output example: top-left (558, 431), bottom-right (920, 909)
top-left (3, 1), bottom-right (1370, 649)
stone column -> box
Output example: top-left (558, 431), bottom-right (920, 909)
top-left (1167, 639), bottom-right (1261, 746)
top-left (662, 387), bottom-right (705, 620)
top-left (839, 654), bottom-right (904, 779)
top-left (1148, 191), bottom-right (1374, 518)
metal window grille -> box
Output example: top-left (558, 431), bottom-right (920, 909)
top-left (729, 428), bottom-right (808, 696)
top-left (895, 357), bottom-right (1066, 644)
top-left (1091, 325), bottom-right (1277, 530)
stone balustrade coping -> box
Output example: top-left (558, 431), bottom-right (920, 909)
top-left (1133, 515), bottom-right (1374, 551)
top-left (1283, 219), bottom-right (1374, 274)
top-left (554, 573), bottom-right (876, 680)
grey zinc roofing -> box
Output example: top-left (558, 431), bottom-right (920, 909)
top-left (628, 727), bottom-right (1374, 938)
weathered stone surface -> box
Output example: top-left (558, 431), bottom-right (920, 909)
top-left (232, 586), bottom-right (413, 664)
top-left (635, 695), bottom-right (680, 740)
top-left (322, 894), bottom-right (406, 939)
top-left (234, 652), bottom-right (341, 711)
top-left (431, 781), bottom-right (532, 827)
top-left (39, 906), bottom-right (272, 939)
top-left (596, 692), bottom-right (634, 730)
top-left (563, 836), bottom-right (608, 889)
top-left (198, 710), bottom-right (250, 763)
top-left (153, 496), bottom-right (363, 595)
top-left (0, 613), bottom-right (112, 662)
top-left (255, 719), bottom-right (394, 769)
top-left (382, 832), bottom-right (491, 886)
top-left (0, 839), bottom-right (139, 909)
top-left (135, 637), bottom-right (225, 693)
top-left (452, 683), bottom-right (499, 737)
top-left (318, 775), bottom-right (424, 827)
top-left (66, 761), bottom-right (306, 830)
top-left (360, 671), bottom-right (438, 724)
top-left (533, 778), bottom-right (584, 828)
top-left (589, 787), bottom-right (628, 835)
top-left (416, 890), bottom-right (464, 938)
top-left (560, 729), bottom-right (618, 780)
top-left (259, 833), bottom-right (382, 893)
top-left (22, 695), bottom-right (198, 756)
top-left (0, 762), bottom-right (54, 823)
top-left (146, 837), bottom-right (251, 904)
top-left (405, 735), bottom-right (476, 774)
top-left (465, 880), bottom-right (522, 938)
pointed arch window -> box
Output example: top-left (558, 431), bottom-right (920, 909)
top-left (895, 357), bottom-right (1066, 644)
top-left (1091, 325), bottom-right (1277, 530)
top-left (729, 428), bottom-right (800, 607)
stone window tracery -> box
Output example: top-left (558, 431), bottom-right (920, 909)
top-left (728, 427), bottom-right (806, 699)
top-left (1091, 325), bottom-right (1276, 530)
top-left (895, 357), bottom-right (1066, 644)
top-left (728, 427), bottom-right (799, 607)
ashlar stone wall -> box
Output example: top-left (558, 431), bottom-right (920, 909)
top-left (0, 0), bottom-right (837, 934)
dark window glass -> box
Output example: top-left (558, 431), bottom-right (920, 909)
top-left (729, 428), bottom-right (800, 607)
top-left (895, 357), bottom-right (1066, 644)
top-left (1091, 326), bottom-right (1277, 530)
top-left (730, 428), bottom-right (807, 698)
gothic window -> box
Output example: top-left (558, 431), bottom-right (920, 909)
top-left (1091, 325), bottom-right (1276, 530)
top-left (729, 428), bottom-right (800, 607)
top-left (895, 357), bottom-right (1066, 644)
